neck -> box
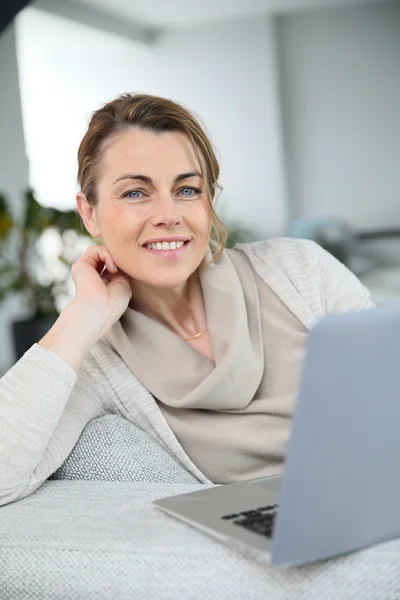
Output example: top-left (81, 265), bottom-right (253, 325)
top-left (129, 270), bottom-right (207, 337)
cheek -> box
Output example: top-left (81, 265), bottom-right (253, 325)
top-left (101, 206), bottom-right (143, 238)
top-left (188, 201), bottom-right (212, 227)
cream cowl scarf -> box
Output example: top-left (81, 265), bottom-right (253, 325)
top-left (104, 245), bottom-right (307, 483)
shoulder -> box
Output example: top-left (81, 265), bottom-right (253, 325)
top-left (234, 236), bottom-right (325, 266)
top-left (233, 237), bottom-right (374, 315)
top-left (232, 236), bottom-right (327, 284)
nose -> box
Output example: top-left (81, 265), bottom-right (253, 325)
top-left (150, 192), bottom-right (181, 229)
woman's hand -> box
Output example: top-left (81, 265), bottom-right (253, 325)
top-left (39, 245), bottom-right (132, 372)
top-left (70, 245), bottom-right (132, 338)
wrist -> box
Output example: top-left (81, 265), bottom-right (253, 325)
top-left (38, 301), bottom-right (104, 372)
top-left (60, 300), bottom-right (104, 342)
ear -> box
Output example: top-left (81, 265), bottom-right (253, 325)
top-left (76, 192), bottom-right (101, 238)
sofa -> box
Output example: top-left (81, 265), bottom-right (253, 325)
top-left (1, 415), bottom-right (400, 599)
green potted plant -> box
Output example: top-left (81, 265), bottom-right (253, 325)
top-left (0, 189), bottom-right (90, 360)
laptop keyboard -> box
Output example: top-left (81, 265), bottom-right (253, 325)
top-left (221, 504), bottom-right (278, 538)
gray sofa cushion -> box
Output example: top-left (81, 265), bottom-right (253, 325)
top-left (49, 414), bottom-right (199, 484)
top-left (1, 479), bottom-right (400, 600)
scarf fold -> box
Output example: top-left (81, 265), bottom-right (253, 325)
top-left (105, 245), bottom-right (264, 411)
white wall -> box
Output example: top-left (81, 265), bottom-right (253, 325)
top-left (16, 7), bottom-right (287, 238)
top-left (0, 22), bottom-right (30, 372)
top-left (277, 0), bottom-right (400, 229)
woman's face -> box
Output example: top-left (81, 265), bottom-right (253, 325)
top-left (78, 128), bottom-right (213, 290)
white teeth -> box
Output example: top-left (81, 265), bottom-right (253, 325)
top-left (145, 240), bottom-right (186, 250)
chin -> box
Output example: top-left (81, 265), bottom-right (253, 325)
top-left (149, 275), bottom-right (192, 289)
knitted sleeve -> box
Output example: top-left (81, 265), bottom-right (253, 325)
top-left (0, 343), bottom-right (109, 506)
top-left (299, 238), bottom-right (375, 314)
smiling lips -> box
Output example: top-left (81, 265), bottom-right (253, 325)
top-left (144, 240), bottom-right (187, 251)
top-left (143, 239), bottom-right (190, 257)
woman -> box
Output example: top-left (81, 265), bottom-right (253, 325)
top-left (0, 93), bottom-right (374, 506)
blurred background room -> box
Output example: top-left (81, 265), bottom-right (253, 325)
top-left (0, 0), bottom-right (399, 373)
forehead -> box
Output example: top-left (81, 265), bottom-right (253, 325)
top-left (101, 128), bottom-right (201, 177)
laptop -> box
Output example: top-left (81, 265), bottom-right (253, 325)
top-left (153, 304), bottom-right (400, 567)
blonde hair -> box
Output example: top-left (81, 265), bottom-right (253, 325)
top-left (77, 93), bottom-right (228, 263)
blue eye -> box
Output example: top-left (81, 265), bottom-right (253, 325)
top-left (180, 187), bottom-right (200, 197)
top-left (122, 187), bottom-right (201, 200)
top-left (123, 190), bottom-right (142, 200)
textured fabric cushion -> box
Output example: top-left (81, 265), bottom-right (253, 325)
top-left (49, 414), bottom-right (199, 484)
top-left (1, 480), bottom-right (400, 600)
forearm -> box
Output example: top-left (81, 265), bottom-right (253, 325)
top-left (0, 344), bottom-right (78, 503)
top-left (39, 301), bottom-right (103, 373)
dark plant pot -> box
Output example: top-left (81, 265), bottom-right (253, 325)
top-left (12, 316), bottom-right (58, 361)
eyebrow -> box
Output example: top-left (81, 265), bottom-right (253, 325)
top-left (112, 172), bottom-right (202, 185)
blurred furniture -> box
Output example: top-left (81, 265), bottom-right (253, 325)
top-left (1, 415), bottom-right (400, 599)
top-left (287, 217), bottom-right (400, 305)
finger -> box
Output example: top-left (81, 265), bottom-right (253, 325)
top-left (78, 246), bottom-right (117, 274)
top-left (71, 247), bottom-right (113, 287)
top-left (101, 270), bottom-right (112, 285)
top-left (108, 275), bottom-right (133, 302)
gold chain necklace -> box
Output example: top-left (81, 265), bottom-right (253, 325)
top-left (184, 329), bottom-right (208, 342)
